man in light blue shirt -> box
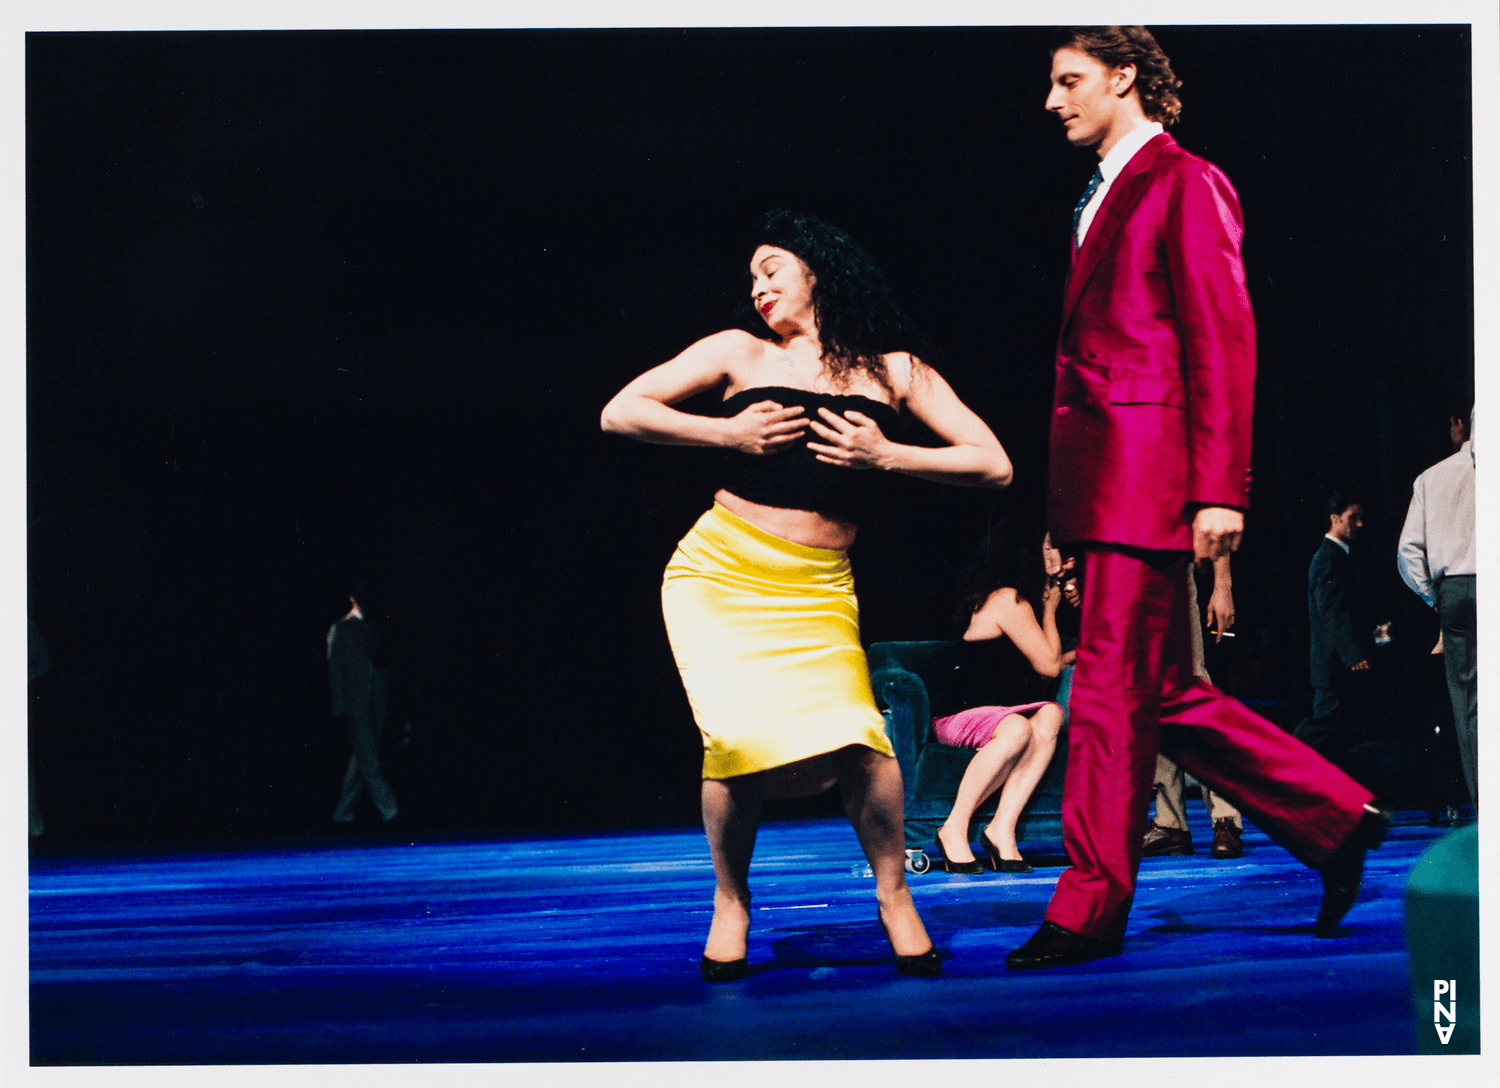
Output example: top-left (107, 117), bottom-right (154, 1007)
top-left (1398, 412), bottom-right (1476, 811)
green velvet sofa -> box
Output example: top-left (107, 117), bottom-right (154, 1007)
top-left (868, 640), bottom-right (1072, 859)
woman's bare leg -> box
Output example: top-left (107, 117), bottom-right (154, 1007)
top-left (834, 745), bottom-right (933, 957)
top-left (984, 703), bottom-right (1063, 861)
top-left (701, 773), bottom-right (764, 962)
top-left (934, 714), bottom-right (1032, 863)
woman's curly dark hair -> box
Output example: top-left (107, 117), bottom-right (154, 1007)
top-left (953, 519), bottom-right (1049, 628)
top-left (743, 209), bottom-right (941, 394)
top-left (1053, 26), bottom-right (1183, 127)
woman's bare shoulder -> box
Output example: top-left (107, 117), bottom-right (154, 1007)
top-left (693, 328), bottom-right (766, 353)
top-left (982, 586), bottom-right (1023, 608)
top-left (978, 587), bottom-right (1035, 625)
top-left (662, 329), bottom-right (770, 383)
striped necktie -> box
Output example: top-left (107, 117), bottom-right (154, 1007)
top-left (1072, 167), bottom-right (1104, 245)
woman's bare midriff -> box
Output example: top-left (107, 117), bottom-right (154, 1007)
top-left (714, 489), bottom-right (857, 551)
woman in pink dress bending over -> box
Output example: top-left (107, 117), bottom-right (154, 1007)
top-left (928, 523), bottom-right (1072, 874)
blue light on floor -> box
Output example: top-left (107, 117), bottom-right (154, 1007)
top-left (30, 810), bottom-right (1454, 1062)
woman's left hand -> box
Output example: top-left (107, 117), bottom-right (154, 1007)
top-left (806, 408), bottom-right (891, 470)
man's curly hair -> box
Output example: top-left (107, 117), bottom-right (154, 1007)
top-left (1053, 26), bottom-right (1183, 127)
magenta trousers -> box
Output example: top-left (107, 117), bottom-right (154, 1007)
top-left (1045, 546), bottom-right (1374, 942)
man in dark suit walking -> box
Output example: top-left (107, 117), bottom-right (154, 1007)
top-left (1006, 27), bottom-right (1387, 970)
top-left (1294, 494), bottom-right (1381, 762)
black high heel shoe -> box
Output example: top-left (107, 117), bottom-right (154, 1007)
top-left (980, 831), bottom-right (1032, 874)
top-left (877, 910), bottom-right (942, 978)
top-left (699, 955), bottom-right (748, 983)
top-left (931, 834), bottom-right (984, 875)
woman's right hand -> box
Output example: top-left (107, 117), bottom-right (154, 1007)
top-left (722, 400), bottom-right (807, 455)
top-left (1042, 579), bottom-right (1063, 612)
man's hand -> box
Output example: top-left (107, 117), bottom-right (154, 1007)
top-left (1351, 660), bottom-right (1370, 671)
top-left (1042, 533), bottom-right (1065, 578)
top-left (1206, 582), bottom-right (1235, 643)
top-left (1192, 506), bottom-right (1244, 564)
top-left (1042, 532), bottom-right (1080, 606)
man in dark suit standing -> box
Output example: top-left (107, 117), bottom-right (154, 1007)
top-left (328, 582), bottom-right (399, 824)
top-left (1294, 494), bottom-right (1379, 761)
top-left (1007, 27), bottom-right (1387, 970)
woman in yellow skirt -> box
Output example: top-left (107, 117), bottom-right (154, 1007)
top-left (601, 210), bottom-right (1013, 980)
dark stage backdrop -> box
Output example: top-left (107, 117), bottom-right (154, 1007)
top-left (26, 26), bottom-right (1473, 846)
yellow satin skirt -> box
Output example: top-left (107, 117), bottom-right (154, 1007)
top-left (661, 503), bottom-right (895, 780)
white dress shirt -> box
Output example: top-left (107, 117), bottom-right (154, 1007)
top-left (1397, 440), bottom-right (1476, 607)
top-left (1324, 533), bottom-right (1351, 556)
top-left (1076, 121), bottom-right (1165, 247)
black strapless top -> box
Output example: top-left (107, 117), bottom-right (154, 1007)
top-left (931, 635), bottom-right (1051, 719)
top-left (718, 386), bottom-right (903, 522)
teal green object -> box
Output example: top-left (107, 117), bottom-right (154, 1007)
top-left (867, 641), bottom-right (1069, 848)
top-left (1404, 822), bottom-right (1479, 1054)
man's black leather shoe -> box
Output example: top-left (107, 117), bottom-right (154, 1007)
top-left (1315, 807), bottom-right (1390, 938)
top-left (1005, 922), bottom-right (1121, 970)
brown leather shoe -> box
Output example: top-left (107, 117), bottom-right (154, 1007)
top-left (1210, 818), bottom-right (1244, 859)
top-left (1140, 822), bottom-right (1193, 857)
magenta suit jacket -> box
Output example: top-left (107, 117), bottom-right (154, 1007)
top-left (1047, 133), bottom-right (1256, 552)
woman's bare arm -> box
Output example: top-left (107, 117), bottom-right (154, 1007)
top-left (968, 586), bottom-right (1066, 678)
top-left (600, 330), bottom-right (808, 453)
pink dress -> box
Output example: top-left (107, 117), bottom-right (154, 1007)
top-left (929, 635), bottom-right (1058, 748)
top-left (932, 701), bottom-right (1054, 748)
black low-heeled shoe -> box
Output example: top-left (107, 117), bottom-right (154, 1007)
top-left (931, 835), bottom-right (984, 875)
top-left (1314, 807), bottom-right (1390, 938)
top-left (980, 833), bottom-right (1032, 874)
top-left (699, 955), bottom-right (749, 983)
top-left (877, 912), bottom-right (942, 978)
top-left (1005, 921), bottom-right (1120, 970)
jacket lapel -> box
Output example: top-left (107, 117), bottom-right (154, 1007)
top-left (1060, 133), bottom-right (1174, 330)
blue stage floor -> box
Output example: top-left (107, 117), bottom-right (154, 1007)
top-left (30, 809), bottom-right (1456, 1063)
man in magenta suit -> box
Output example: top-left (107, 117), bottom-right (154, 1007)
top-left (1006, 27), bottom-right (1388, 970)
